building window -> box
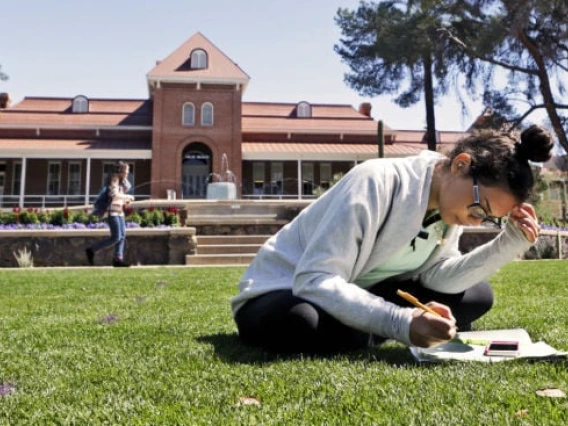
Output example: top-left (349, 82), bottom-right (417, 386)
top-left (190, 49), bottom-right (207, 69)
top-left (182, 103), bottom-right (195, 126)
top-left (253, 162), bottom-right (265, 195)
top-left (320, 163), bottom-right (331, 190)
top-left (68, 162), bottom-right (82, 196)
top-left (72, 95), bottom-right (89, 113)
top-left (0, 163), bottom-right (6, 200)
top-left (302, 162), bottom-right (314, 195)
top-left (270, 162), bottom-right (283, 195)
top-left (12, 162), bottom-right (22, 194)
top-left (201, 102), bottom-right (214, 126)
top-left (47, 162), bottom-right (61, 195)
top-left (297, 101), bottom-right (312, 118)
top-left (102, 162), bottom-right (115, 187)
top-left (126, 162), bottom-right (135, 192)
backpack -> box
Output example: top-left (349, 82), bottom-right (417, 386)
top-left (92, 186), bottom-right (111, 217)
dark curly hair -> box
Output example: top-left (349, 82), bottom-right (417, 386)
top-left (447, 125), bottom-right (554, 202)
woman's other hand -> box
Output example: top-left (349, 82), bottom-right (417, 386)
top-left (509, 203), bottom-right (540, 243)
top-left (409, 302), bottom-right (457, 348)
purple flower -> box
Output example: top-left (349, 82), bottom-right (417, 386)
top-left (0, 382), bottom-right (16, 396)
top-left (0, 219), bottom-right (173, 231)
top-left (99, 314), bottom-right (118, 324)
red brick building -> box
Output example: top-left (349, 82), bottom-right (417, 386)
top-left (0, 33), bottom-right (466, 208)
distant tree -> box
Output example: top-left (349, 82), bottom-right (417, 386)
top-left (440, 0), bottom-right (568, 152)
top-left (0, 65), bottom-right (8, 81)
top-left (335, 1), bottom-right (474, 151)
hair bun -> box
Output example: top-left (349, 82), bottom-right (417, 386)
top-left (517, 125), bottom-right (554, 163)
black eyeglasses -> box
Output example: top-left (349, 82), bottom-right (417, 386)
top-left (467, 175), bottom-right (502, 229)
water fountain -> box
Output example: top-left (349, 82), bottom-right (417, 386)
top-left (206, 153), bottom-right (237, 200)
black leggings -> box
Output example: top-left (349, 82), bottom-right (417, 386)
top-left (234, 278), bottom-right (494, 354)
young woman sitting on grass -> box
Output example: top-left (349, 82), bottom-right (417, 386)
top-left (231, 125), bottom-right (553, 354)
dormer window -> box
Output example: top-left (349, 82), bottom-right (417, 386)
top-left (201, 102), bottom-right (214, 126)
top-left (182, 102), bottom-right (195, 126)
top-left (190, 49), bottom-right (208, 69)
top-left (72, 95), bottom-right (89, 113)
top-left (297, 101), bottom-right (312, 118)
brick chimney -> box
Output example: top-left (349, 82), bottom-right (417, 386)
top-left (358, 102), bottom-right (372, 117)
top-left (0, 92), bottom-right (10, 109)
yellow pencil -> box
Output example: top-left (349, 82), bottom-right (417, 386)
top-left (396, 289), bottom-right (442, 317)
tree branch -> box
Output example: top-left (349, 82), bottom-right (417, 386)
top-left (437, 28), bottom-right (538, 75)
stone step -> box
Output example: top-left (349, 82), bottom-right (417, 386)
top-left (197, 244), bottom-right (262, 255)
top-left (188, 234), bottom-right (271, 266)
top-left (186, 253), bottom-right (256, 266)
top-left (197, 235), bottom-right (271, 245)
top-left (182, 200), bottom-right (310, 218)
top-left (187, 214), bottom-right (287, 225)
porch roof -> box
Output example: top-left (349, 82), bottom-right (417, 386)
top-left (241, 142), bottom-right (429, 161)
top-left (0, 139), bottom-right (152, 159)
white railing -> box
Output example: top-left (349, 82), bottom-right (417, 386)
top-left (241, 194), bottom-right (317, 200)
top-left (0, 193), bottom-right (151, 210)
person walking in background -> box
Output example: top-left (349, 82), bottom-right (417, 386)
top-left (232, 125), bottom-right (553, 355)
top-left (86, 161), bottom-right (134, 267)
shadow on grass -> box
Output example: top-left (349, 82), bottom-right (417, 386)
top-left (197, 332), bottom-right (419, 366)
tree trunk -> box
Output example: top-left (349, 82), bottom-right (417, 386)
top-left (518, 29), bottom-right (568, 153)
top-left (423, 54), bottom-right (437, 151)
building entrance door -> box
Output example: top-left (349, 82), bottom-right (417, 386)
top-left (182, 143), bottom-right (212, 199)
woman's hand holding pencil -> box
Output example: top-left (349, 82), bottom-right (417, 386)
top-left (397, 289), bottom-right (458, 348)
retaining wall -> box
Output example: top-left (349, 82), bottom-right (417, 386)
top-left (460, 228), bottom-right (567, 260)
top-left (0, 226), bottom-right (565, 268)
top-left (1, 228), bottom-right (197, 268)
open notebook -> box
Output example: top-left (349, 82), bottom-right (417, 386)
top-left (410, 328), bottom-right (567, 362)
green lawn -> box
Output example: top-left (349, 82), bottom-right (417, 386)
top-left (0, 261), bottom-right (567, 425)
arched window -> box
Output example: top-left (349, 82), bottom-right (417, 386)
top-left (201, 102), bottom-right (214, 126)
top-left (182, 102), bottom-right (195, 126)
top-left (72, 95), bottom-right (89, 113)
top-left (297, 101), bottom-right (312, 118)
top-left (190, 49), bottom-right (207, 69)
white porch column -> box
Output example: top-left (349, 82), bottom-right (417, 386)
top-left (85, 158), bottom-right (91, 205)
top-left (297, 159), bottom-right (302, 200)
top-left (19, 157), bottom-right (27, 208)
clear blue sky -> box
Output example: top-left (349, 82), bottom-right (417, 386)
top-left (3, 0), bottom-right (487, 131)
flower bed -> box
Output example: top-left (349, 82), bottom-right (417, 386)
top-left (541, 223), bottom-right (568, 233)
top-left (0, 206), bottom-right (181, 230)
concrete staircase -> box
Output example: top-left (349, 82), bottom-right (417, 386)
top-left (186, 234), bottom-right (270, 266)
top-left (180, 200), bottom-right (310, 267)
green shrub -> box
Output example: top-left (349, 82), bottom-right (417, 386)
top-left (1, 207), bottom-right (179, 228)
top-left (163, 211), bottom-right (179, 226)
top-left (72, 210), bottom-right (90, 225)
top-left (127, 212), bottom-right (142, 225)
top-left (86, 213), bottom-right (103, 224)
top-left (150, 209), bottom-right (164, 226)
top-left (18, 210), bottom-right (40, 225)
top-left (2, 212), bottom-right (19, 224)
top-left (140, 209), bottom-right (154, 227)
top-left (50, 209), bottom-right (70, 226)
top-left (37, 210), bottom-right (51, 224)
